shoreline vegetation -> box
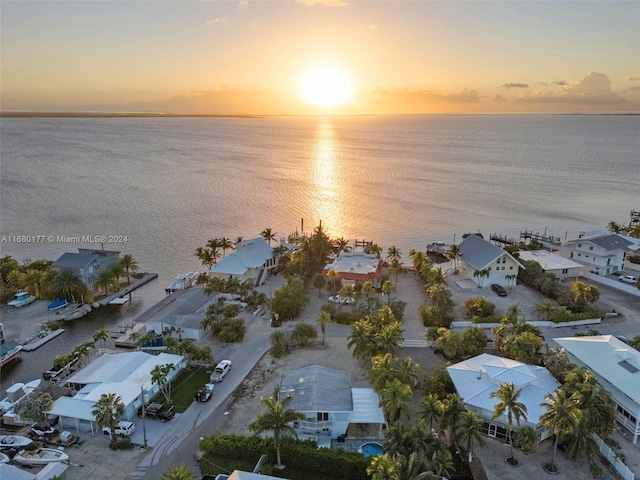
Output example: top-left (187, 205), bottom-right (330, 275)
top-left (0, 111), bottom-right (264, 118)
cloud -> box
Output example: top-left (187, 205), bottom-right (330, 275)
top-left (296, 0), bottom-right (347, 6)
top-left (493, 94), bottom-right (507, 102)
top-left (515, 72), bottom-right (626, 105)
top-left (368, 87), bottom-right (479, 104)
top-left (553, 80), bottom-right (567, 86)
top-left (206, 18), bottom-right (228, 26)
top-left (625, 76), bottom-right (640, 81)
top-left (359, 23), bottom-right (378, 30)
top-left (502, 83), bottom-right (529, 89)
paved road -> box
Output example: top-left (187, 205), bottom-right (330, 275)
top-left (127, 330), bottom-right (272, 479)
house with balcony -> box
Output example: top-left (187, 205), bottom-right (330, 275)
top-left (554, 335), bottom-right (640, 444)
top-left (210, 237), bottom-right (276, 286)
top-left (322, 252), bottom-right (383, 286)
top-left (559, 233), bottom-right (633, 276)
top-left (279, 365), bottom-right (386, 447)
top-left (53, 248), bottom-right (120, 289)
top-left (458, 234), bottom-right (524, 287)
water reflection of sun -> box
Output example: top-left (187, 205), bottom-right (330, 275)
top-left (310, 119), bottom-right (348, 233)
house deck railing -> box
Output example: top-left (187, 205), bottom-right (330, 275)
top-left (296, 420), bottom-right (333, 430)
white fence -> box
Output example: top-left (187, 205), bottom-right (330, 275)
top-left (594, 433), bottom-right (635, 480)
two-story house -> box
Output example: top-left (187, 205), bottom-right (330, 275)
top-left (559, 233), bottom-right (633, 276)
top-left (53, 248), bottom-right (120, 289)
top-left (210, 237), bottom-right (276, 286)
top-left (322, 252), bottom-right (383, 286)
top-left (458, 234), bottom-right (524, 287)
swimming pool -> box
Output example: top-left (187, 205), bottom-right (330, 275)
top-left (359, 442), bottom-right (384, 457)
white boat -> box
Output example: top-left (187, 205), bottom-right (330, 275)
top-left (0, 435), bottom-right (33, 448)
top-left (0, 340), bottom-right (22, 367)
top-left (7, 291), bottom-right (37, 308)
top-left (14, 447), bottom-right (69, 465)
top-left (166, 272), bottom-right (197, 293)
top-left (0, 452), bottom-right (9, 463)
top-left (108, 296), bottom-right (129, 305)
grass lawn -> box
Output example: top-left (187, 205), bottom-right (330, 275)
top-left (170, 366), bottom-right (213, 412)
top-left (200, 454), bottom-right (334, 480)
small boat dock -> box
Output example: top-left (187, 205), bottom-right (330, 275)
top-left (97, 272), bottom-right (158, 306)
top-left (21, 329), bottom-right (65, 352)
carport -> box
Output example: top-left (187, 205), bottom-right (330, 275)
top-left (47, 396), bottom-right (97, 435)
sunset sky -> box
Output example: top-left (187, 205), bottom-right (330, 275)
top-left (2, 0), bottom-right (639, 114)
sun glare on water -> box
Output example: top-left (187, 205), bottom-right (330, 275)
top-left (298, 63), bottom-right (354, 109)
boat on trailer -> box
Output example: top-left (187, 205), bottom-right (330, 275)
top-left (8, 291), bottom-right (36, 308)
top-left (0, 435), bottom-right (33, 448)
top-left (13, 447), bottom-right (69, 465)
top-left (47, 299), bottom-right (69, 310)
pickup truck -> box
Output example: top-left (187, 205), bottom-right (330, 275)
top-left (195, 383), bottom-right (215, 402)
top-left (210, 360), bottom-right (232, 383)
top-left (138, 402), bottom-right (175, 422)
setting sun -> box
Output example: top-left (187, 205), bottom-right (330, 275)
top-left (298, 63), bottom-right (354, 109)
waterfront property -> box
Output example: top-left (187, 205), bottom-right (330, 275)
top-left (53, 248), bottom-right (121, 289)
top-left (554, 335), bottom-right (640, 444)
top-left (279, 365), bottom-right (386, 445)
top-left (47, 351), bottom-right (185, 434)
top-left (147, 288), bottom-right (215, 341)
top-left (322, 252), bottom-right (383, 286)
top-left (447, 353), bottom-right (560, 441)
top-left (209, 237), bottom-right (277, 286)
top-left (457, 234), bottom-right (524, 287)
top-left (559, 233), bottom-right (633, 276)
top-left (517, 249), bottom-right (583, 279)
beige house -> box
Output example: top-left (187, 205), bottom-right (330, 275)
top-left (458, 234), bottom-right (523, 287)
top-left (517, 250), bottom-right (583, 279)
top-left (209, 237), bottom-right (276, 286)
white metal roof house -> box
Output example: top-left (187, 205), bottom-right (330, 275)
top-left (554, 335), bottom-right (640, 444)
top-left (517, 250), bottom-right (583, 279)
top-left (47, 351), bottom-right (185, 434)
top-left (458, 234), bottom-right (524, 287)
top-left (279, 365), bottom-right (386, 445)
top-left (210, 237), bottom-right (276, 286)
top-left (147, 288), bottom-right (215, 341)
top-left (53, 248), bottom-right (120, 289)
top-left (323, 252), bottom-right (383, 286)
top-left (447, 353), bottom-right (560, 441)
top-left (559, 233), bottom-right (633, 276)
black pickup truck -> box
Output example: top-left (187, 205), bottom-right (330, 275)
top-left (138, 402), bottom-right (175, 422)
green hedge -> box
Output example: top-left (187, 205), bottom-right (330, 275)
top-left (199, 434), bottom-right (369, 480)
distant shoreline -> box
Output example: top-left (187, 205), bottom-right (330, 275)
top-left (0, 112), bottom-right (264, 119)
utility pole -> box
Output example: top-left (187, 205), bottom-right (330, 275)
top-left (140, 385), bottom-right (148, 449)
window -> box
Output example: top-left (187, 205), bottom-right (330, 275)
top-left (589, 246), bottom-right (593, 251)
top-left (578, 243), bottom-right (582, 248)
top-left (503, 258), bottom-right (506, 264)
top-left (509, 266), bottom-right (513, 270)
top-left (562, 269), bottom-right (568, 274)
top-left (317, 412), bottom-right (329, 421)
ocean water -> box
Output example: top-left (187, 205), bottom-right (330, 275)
top-left (0, 113), bottom-right (638, 387)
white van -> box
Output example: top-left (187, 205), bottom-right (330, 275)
top-left (619, 275), bottom-right (637, 285)
top-left (102, 421), bottom-right (135, 437)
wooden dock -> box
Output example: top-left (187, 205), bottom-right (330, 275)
top-left (97, 272), bottom-right (158, 306)
top-left (21, 329), bottom-right (65, 352)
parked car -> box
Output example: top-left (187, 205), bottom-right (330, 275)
top-left (491, 284), bottom-right (507, 297)
top-left (618, 275), bottom-right (637, 285)
top-left (102, 421), bottom-right (135, 437)
top-left (210, 360), bottom-right (232, 383)
top-left (138, 402), bottom-right (175, 421)
top-left (328, 295), bottom-right (355, 304)
top-left (195, 383), bottom-right (214, 402)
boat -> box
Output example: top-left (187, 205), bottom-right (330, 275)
top-left (47, 299), bottom-right (68, 310)
top-left (13, 448), bottom-right (69, 465)
top-left (7, 291), bottom-right (37, 308)
top-left (0, 435), bottom-right (33, 448)
top-left (0, 340), bottom-right (22, 368)
top-left (165, 272), bottom-right (197, 293)
top-left (108, 296), bottom-right (129, 305)
top-left (0, 452), bottom-right (9, 463)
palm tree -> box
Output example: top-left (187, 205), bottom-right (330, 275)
top-left (347, 319), bottom-right (374, 361)
top-left (455, 411), bottom-right (485, 463)
top-left (92, 393), bottom-right (125, 444)
top-left (361, 280), bottom-right (377, 313)
top-left (539, 389), bottom-right (582, 474)
top-left (312, 273), bottom-right (326, 297)
top-left (218, 237), bottom-right (233, 258)
top-left (431, 449), bottom-right (454, 478)
top-left (151, 363), bottom-right (176, 405)
top-left (23, 269), bottom-right (45, 297)
top-left (326, 269), bottom-right (339, 295)
top-left (381, 280), bottom-right (395, 305)
top-left (607, 220), bottom-right (623, 234)
top-left (234, 236), bottom-right (244, 247)
top-left (333, 237), bottom-right (352, 253)
top-left (367, 243), bottom-right (383, 258)
top-left (96, 268), bottom-right (117, 296)
top-left (535, 299), bottom-right (556, 320)
top-left (161, 464), bottom-right (196, 480)
top-left (374, 323), bottom-right (404, 358)
top-left (339, 284), bottom-right (357, 307)
top-left (446, 243), bottom-right (461, 273)
top-left (384, 421), bottom-right (413, 458)
top-left (261, 228), bottom-right (277, 246)
top-left (490, 382), bottom-right (528, 466)
top-left (93, 328), bottom-right (110, 353)
top-left (389, 259), bottom-right (404, 288)
top-left (473, 268), bottom-right (490, 287)
top-left (366, 454), bottom-right (398, 480)
top-left (386, 246), bottom-right (402, 262)
top-left (51, 270), bottom-right (85, 300)
top-left (419, 393), bottom-right (443, 432)
top-left (396, 452), bottom-right (431, 480)
top-left (379, 378), bottom-right (412, 424)
top-left (119, 254), bottom-right (139, 284)
top-left (505, 273), bottom-right (517, 289)
top-left (248, 387), bottom-right (305, 468)
top-left (316, 310), bottom-right (331, 345)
